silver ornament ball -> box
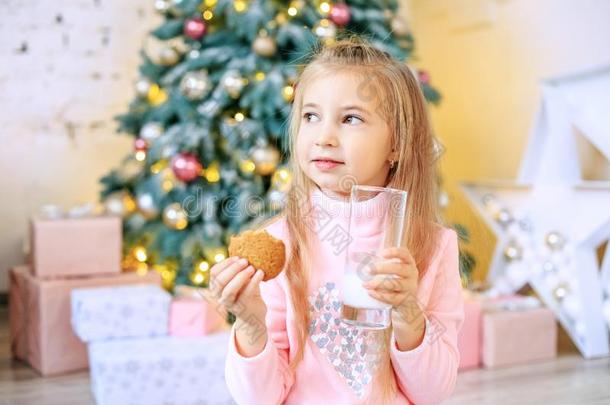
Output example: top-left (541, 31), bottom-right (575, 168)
top-left (137, 193), bottom-right (159, 219)
top-left (140, 122), bottom-right (164, 142)
top-left (268, 190), bottom-right (287, 211)
top-left (180, 70), bottom-right (212, 101)
top-left (135, 77), bottom-right (152, 98)
top-left (221, 71), bottom-right (245, 99)
top-left (251, 144), bottom-right (280, 176)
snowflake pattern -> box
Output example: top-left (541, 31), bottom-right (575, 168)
top-left (308, 282), bottom-right (384, 398)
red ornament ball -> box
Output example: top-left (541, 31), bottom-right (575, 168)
top-left (329, 3), bottom-right (351, 27)
top-left (171, 152), bottom-right (203, 182)
top-left (418, 70), bottom-right (430, 84)
top-left (134, 138), bottom-right (148, 151)
top-left (184, 18), bottom-right (207, 40)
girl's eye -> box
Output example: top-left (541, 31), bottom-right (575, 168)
top-left (344, 114), bottom-right (363, 125)
top-left (303, 112), bottom-right (319, 122)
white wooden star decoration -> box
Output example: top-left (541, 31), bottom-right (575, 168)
top-left (459, 65), bottom-right (610, 358)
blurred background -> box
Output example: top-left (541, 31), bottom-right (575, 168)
top-left (1, 0), bottom-right (609, 404)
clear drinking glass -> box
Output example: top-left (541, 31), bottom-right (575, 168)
top-left (340, 185), bottom-right (408, 330)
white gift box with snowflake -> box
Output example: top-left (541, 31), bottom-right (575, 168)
top-left (88, 332), bottom-right (235, 405)
top-left (71, 284), bottom-right (172, 342)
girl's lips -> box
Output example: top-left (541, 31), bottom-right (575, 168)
top-left (313, 160), bottom-right (344, 170)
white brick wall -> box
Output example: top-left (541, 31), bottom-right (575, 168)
top-left (0, 0), bottom-right (161, 291)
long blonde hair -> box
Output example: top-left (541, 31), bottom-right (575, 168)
top-left (261, 36), bottom-right (444, 404)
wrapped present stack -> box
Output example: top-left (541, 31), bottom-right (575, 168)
top-left (457, 291), bottom-right (558, 370)
top-left (8, 204), bottom-right (163, 376)
top-left (71, 283), bottom-right (235, 405)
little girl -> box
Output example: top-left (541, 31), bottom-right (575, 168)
top-left (210, 37), bottom-right (464, 405)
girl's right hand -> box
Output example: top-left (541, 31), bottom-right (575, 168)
top-left (209, 256), bottom-right (267, 324)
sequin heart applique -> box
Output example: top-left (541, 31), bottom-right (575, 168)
top-left (308, 282), bottom-right (384, 398)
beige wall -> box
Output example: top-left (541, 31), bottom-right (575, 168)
top-left (403, 0), bottom-right (610, 280)
top-left (0, 1), bottom-right (160, 291)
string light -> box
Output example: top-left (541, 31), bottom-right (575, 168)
top-left (198, 260), bottom-right (210, 272)
top-left (150, 159), bottom-right (168, 174)
top-left (319, 1), bottom-right (331, 15)
top-left (205, 161), bottom-right (220, 183)
top-left (234, 0), bottom-right (247, 12)
top-left (147, 84), bottom-right (168, 106)
top-left (282, 85), bottom-right (294, 102)
top-left (214, 252), bottom-right (226, 263)
top-left (240, 159), bottom-right (256, 173)
top-left (133, 246), bottom-right (148, 262)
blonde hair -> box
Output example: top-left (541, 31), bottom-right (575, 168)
top-left (260, 36), bottom-right (445, 404)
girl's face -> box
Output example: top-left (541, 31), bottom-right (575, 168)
top-left (296, 71), bottom-right (397, 199)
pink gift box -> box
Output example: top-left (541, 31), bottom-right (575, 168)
top-left (482, 307), bottom-right (557, 369)
top-left (30, 216), bottom-right (121, 278)
top-left (8, 265), bottom-right (162, 376)
top-left (168, 297), bottom-right (228, 337)
top-left (457, 294), bottom-right (482, 370)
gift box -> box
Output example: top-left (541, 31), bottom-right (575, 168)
top-left (8, 266), bottom-right (162, 376)
top-left (168, 297), bottom-right (228, 337)
top-left (71, 284), bottom-right (171, 343)
top-left (482, 306), bottom-right (557, 368)
top-left (30, 215), bottom-right (121, 278)
top-left (457, 293), bottom-right (482, 370)
top-left (88, 332), bottom-right (236, 405)
top-left (9, 267), bottom-right (29, 360)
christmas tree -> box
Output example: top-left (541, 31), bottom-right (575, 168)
top-left (99, 0), bottom-right (445, 291)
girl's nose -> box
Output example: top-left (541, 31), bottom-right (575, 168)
top-left (315, 124), bottom-right (339, 147)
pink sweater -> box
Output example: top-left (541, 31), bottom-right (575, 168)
top-left (225, 187), bottom-right (464, 404)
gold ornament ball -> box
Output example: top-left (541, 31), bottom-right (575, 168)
top-left (119, 157), bottom-right (144, 181)
top-left (253, 35), bottom-right (277, 57)
top-left (163, 203), bottom-right (188, 230)
top-left (104, 191), bottom-right (137, 217)
top-left (159, 47), bottom-right (180, 66)
top-left (251, 145), bottom-right (280, 176)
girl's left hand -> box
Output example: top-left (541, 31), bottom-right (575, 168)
top-left (362, 247), bottom-right (421, 322)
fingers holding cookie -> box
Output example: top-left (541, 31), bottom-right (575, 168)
top-left (208, 256), bottom-right (268, 320)
top-left (209, 257), bottom-right (248, 300)
top-left (218, 264), bottom-right (256, 307)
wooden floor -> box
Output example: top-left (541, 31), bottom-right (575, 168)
top-left (0, 306), bottom-right (609, 405)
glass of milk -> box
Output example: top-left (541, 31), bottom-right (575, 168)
top-left (340, 185), bottom-right (408, 330)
